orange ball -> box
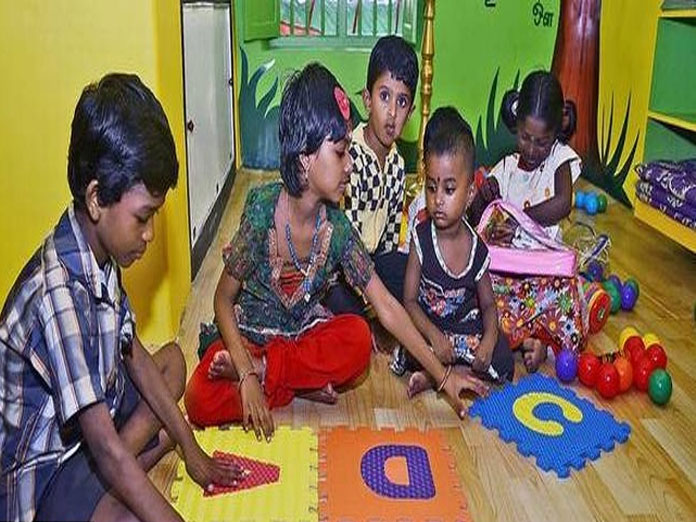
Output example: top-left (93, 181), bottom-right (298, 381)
top-left (614, 356), bottom-right (633, 392)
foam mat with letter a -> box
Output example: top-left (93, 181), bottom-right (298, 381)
top-left (170, 426), bottom-right (318, 522)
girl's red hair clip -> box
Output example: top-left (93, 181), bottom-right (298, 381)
top-left (334, 87), bottom-right (351, 122)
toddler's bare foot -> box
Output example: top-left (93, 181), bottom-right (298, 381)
top-left (407, 371), bottom-right (434, 398)
top-left (522, 338), bottom-right (547, 373)
top-left (298, 382), bottom-right (338, 404)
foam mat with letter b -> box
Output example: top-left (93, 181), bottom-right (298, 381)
top-left (170, 426), bottom-right (317, 522)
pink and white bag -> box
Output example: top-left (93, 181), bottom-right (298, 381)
top-left (476, 200), bottom-right (577, 277)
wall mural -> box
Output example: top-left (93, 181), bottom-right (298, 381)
top-left (239, 48), bottom-right (280, 170)
top-left (474, 69), bottom-right (519, 169)
top-left (553, 0), bottom-right (637, 206)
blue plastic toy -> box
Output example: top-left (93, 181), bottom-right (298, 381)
top-left (584, 192), bottom-right (599, 215)
top-left (469, 374), bottom-right (631, 478)
top-left (575, 190), bottom-right (586, 209)
top-left (574, 190), bottom-right (606, 215)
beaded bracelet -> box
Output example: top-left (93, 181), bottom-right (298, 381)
top-left (238, 368), bottom-right (259, 391)
top-left (436, 365), bottom-right (453, 393)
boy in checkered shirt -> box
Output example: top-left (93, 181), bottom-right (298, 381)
top-left (0, 74), bottom-right (241, 522)
top-left (326, 36), bottom-right (418, 349)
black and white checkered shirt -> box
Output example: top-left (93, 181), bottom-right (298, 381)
top-left (342, 123), bottom-right (406, 255)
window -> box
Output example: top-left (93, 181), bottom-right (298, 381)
top-left (243, 0), bottom-right (418, 46)
top-left (280, 0), bottom-right (403, 38)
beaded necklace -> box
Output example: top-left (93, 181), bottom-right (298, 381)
top-left (284, 192), bottom-right (321, 302)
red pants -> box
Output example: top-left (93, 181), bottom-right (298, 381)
top-left (184, 315), bottom-right (371, 427)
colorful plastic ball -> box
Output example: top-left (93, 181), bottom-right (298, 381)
top-left (620, 284), bottom-right (638, 311)
top-left (646, 344), bottom-right (668, 369)
top-left (596, 362), bottom-right (620, 399)
top-left (620, 326), bottom-right (640, 348)
top-left (575, 190), bottom-right (586, 209)
top-left (578, 352), bottom-right (601, 387)
top-left (597, 193), bottom-right (608, 213)
top-left (634, 355), bottom-right (656, 392)
top-left (648, 369), bottom-right (672, 405)
top-left (555, 349), bottom-right (578, 383)
top-left (606, 275), bottom-right (622, 293)
top-left (624, 278), bottom-right (640, 298)
top-left (586, 260), bottom-right (604, 282)
top-left (604, 283), bottom-right (621, 314)
top-left (624, 337), bottom-right (646, 367)
top-left (585, 193), bottom-right (599, 215)
top-left (614, 356), bottom-right (633, 392)
top-left (643, 333), bottom-right (661, 349)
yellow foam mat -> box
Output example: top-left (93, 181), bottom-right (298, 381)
top-left (170, 426), bottom-right (318, 522)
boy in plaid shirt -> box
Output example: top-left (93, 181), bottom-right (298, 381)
top-left (0, 74), bottom-right (240, 522)
top-left (326, 36), bottom-right (418, 350)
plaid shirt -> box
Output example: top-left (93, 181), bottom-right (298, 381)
top-left (0, 205), bottom-right (134, 522)
top-left (342, 123), bottom-right (406, 255)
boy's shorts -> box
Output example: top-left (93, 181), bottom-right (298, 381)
top-left (34, 373), bottom-right (159, 521)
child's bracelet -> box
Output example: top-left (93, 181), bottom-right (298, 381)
top-left (436, 365), bottom-right (453, 393)
top-left (238, 368), bottom-right (259, 390)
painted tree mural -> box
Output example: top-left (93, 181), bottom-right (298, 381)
top-left (552, 0), bottom-right (638, 206)
top-left (551, 0), bottom-right (601, 166)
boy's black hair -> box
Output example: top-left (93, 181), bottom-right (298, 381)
top-left (279, 63), bottom-right (350, 197)
top-left (424, 106), bottom-right (475, 170)
top-left (366, 35), bottom-right (418, 102)
top-left (68, 73), bottom-right (178, 210)
top-left (501, 70), bottom-right (577, 143)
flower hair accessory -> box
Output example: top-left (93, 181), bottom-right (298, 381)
top-left (334, 86), bottom-right (351, 122)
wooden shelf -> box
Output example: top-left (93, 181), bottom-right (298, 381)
top-left (660, 9), bottom-right (696, 18)
top-left (634, 199), bottom-right (696, 253)
top-left (648, 110), bottom-right (696, 132)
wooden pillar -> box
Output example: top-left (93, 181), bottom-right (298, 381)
top-left (416, 0), bottom-right (435, 187)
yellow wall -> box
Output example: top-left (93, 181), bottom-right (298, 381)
top-left (0, 0), bottom-right (190, 344)
top-left (598, 0), bottom-right (662, 203)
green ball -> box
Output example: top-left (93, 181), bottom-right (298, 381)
top-left (649, 369), bottom-right (672, 405)
top-left (603, 282), bottom-right (621, 314)
top-left (597, 194), bottom-right (608, 213)
top-left (625, 278), bottom-right (640, 298)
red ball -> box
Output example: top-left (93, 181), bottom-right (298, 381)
top-left (596, 362), bottom-right (620, 399)
top-left (578, 352), bottom-right (601, 387)
top-left (624, 337), bottom-right (646, 367)
top-left (646, 344), bottom-right (668, 370)
top-left (634, 355), bottom-right (657, 392)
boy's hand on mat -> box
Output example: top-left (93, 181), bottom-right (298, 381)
top-left (430, 332), bottom-right (455, 365)
top-left (185, 445), bottom-right (244, 492)
top-left (444, 367), bottom-right (490, 419)
top-left (479, 178), bottom-right (500, 203)
top-left (240, 375), bottom-right (275, 442)
top-left (472, 340), bottom-right (494, 374)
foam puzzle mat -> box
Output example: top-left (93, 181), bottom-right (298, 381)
top-left (469, 373), bottom-right (631, 478)
top-left (318, 427), bottom-right (471, 522)
top-left (170, 426), bottom-right (317, 522)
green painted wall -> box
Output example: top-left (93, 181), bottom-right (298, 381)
top-left (234, 0), bottom-right (560, 170)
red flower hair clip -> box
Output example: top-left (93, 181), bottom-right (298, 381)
top-left (334, 86), bottom-right (351, 122)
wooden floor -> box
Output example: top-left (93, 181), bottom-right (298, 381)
top-left (151, 172), bottom-right (696, 522)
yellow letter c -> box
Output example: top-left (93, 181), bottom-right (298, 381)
top-left (512, 392), bottom-right (583, 436)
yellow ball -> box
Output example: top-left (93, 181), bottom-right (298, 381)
top-left (643, 333), bottom-right (661, 348)
top-left (620, 326), bottom-right (640, 348)
top-left (643, 333), bottom-right (661, 349)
